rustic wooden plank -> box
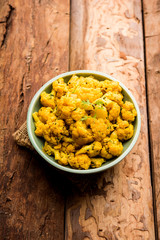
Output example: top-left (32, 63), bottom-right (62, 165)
top-left (143, 0), bottom-right (160, 238)
top-left (0, 0), bottom-right (69, 239)
top-left (66, 0), bottom-right (155, 239)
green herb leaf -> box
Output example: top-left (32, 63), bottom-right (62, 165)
top-left (49, 93), bottom-right (54, 98)
top-left (94, 100), bottom-right (104, 105)
top-left (82, 99), bottom-right (91, 105)
top-left (80, 115), bottom-right (91, 121)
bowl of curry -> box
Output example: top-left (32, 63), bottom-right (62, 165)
top-left (27, 70), bottom-right (141, 174)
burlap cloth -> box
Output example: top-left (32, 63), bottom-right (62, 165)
top-left (13, 122), bottom-right (99, 190)
top-left (13, 121), bottom-right (34, 150)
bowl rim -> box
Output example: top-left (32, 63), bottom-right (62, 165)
top-left (27, 70), bottom-right (141, 174)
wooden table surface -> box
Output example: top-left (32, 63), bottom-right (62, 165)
top-left (0, 0), bottom-right (159, 239)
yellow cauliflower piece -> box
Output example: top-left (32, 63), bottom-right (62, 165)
top-left (43, 141), bottom-right (55, 155)
top-left (74, 87), bottom-right (103, 103)
top-left (88, 118), bottom-right (111, 141)
top-left (99, 97), bottom-right (120, 121)
top-left (49, 119), bottom-right (68, 136)
top-left (101, 147), bottom-right (113, 159)
top-left (101, 80), bottom-right (122, 93)
top-left (91, 158), bottom-right (105, 168)
top-left (61, 142), bottom-right (76, 153)
top-left (101, 137), bottom-right (123, 157)
top-left (109, 102), bottom-right (120, 121)
top-left (68, 154), bottom-right (91, 169)
top-left (71, 108), bottom-right (86, 121)
top-left (110, 130), bottom-right (118, 139)
top-left (58, 152), bottom-right (69, 166)
top-left (34, 121), bottom-right (45, 137)
top-left (91, 105), bottom-right (108, 119)
top-left (121, 101), bottom-right (137, 122)
top-left (102, 91), bottom-right (123, 106)
top-left (32, 112), bottom-right (45, 137)
top-left (67, 75), bottom-right (80, 88)
top-left (70, 121), bottom-right (93, 146)
top-left (56, 96), bottom-right (77, 121)
top-left (116, 117), bottom-right (134, 141)
top-left (40, 91), bottom-right (55, 108)
top-left (43, 142), bottom-right (69, 166)
top-left (42, 118), bottom-right (68, 145)
top-left (117, 124), bottom-right (134, 141)
top-left (77, 76), bottom-right (101, 88)
top-left (76, 141), bottom-right (102, 157)
top-left (38, 107), bottom-right (55, 123)
top-left (52, 78), bottom-right (68, 98)
top-left (108, 139), bottom-right (123, 156)
top-left (80, 99), bottom-right (94, 111)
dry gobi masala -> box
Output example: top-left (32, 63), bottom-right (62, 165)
top-left (32, 75), bottom-right (137, 170)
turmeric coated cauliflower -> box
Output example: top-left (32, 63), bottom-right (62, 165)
top-left (33, 75), bottom-right (137, 169)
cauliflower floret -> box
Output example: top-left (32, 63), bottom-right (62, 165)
top-left (34, 121), bottom-right (45, 137)
top-left (32, 112), bottom-right (45, 137)
top-left (43, 142), bottom-right (66, 163)
top-left (71, 107), bottom-right (86, 121)
top-left (110, 130), bottom-right (118, 139)
top-left (74, 87), bottom-right (103, 103)
top-left (70, 121), bottom-right (93, 146)
top-left (121, 101), bottom-right (137, 122)
top-left (68, 154), bottom-right (91, 169)
top-left (52, 78), bottom-right (68, 98)
top-left (100, 97), bottom-right (120, 121)
top-left (80, 99), bottom-right (94, 111)
top-left (62, 136), bottom-right (74, 143)
top-left (100, 147), bottom-right (113, 159)
top-left (58, 152), bottom-right (69, 165)
top-left (76, 141), bottom-right (102, 157)
top-left (101, 137), bottom-right (123, 157)
top-left (43, 142), bottom-right (70, 166)
top-left (100, 137), bottom-right (113, 159)
top-left (38, 107), bottom-right (55, 123)
top-left (108, 139), bottom-right (123, 156)
top-left (49, 119), bottom-right (68, 136)
top-left (43, 141), bottom-right (55, 155)
top-left (67, 75), bottom-right (80, 88)
top-left (88, 118), bottom-right (111, 141)
top-left (91, 158), bottom-right (105, 168)
top-left (61, 142), bottom-right (76, 153)
top-left (91, 105), bottom-right (108, 119)
top-left (56, 96), bottom-right (77, 121)
top-left (78, 76), bottom-right (101, 88)
top-left (42, 118), bottom-right (68, 145)
top-left (102, 91), bottom-right (123, 106)
top-left (101, 80), bottom-right (122, 93)
top-left (40, 91), bottom-right (55, 108)
top-left (116, 117), bottom-right (134, 141)
top-left (117, 124), bottom-right (134, 141)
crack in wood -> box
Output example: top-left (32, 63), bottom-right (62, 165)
top-left (1, 4), bottom-right (15, 48)
top-left (39, 214), bottom-right (49, 237)
top-left (14, 74), bottom-right (25, 128)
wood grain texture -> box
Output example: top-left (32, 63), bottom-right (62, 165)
top-left (67, 0), bottom-right (155, 239)
top-left (143, 0), bottom-right (160, 238)
top-left (0, 0), bottom-right (69, 239)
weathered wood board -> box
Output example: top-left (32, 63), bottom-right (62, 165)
top-left (0, 0), bottom-right (158, 239)
top-left (0, 0), bottom-right (70, 239)
top-left (143, 0), bottom-right (160, 238)
top-left (66, 0), bottom-right (155, 239)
